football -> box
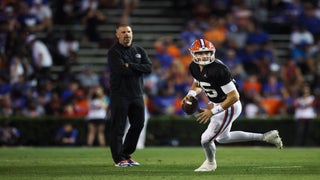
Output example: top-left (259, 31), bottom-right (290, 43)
top-left (182, 96), bottom-right (199, 115)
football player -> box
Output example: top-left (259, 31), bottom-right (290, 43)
top-left (182, 39), bottom-right (283, 172)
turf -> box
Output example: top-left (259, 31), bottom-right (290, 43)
top-left (0, 147), bottom-right (319, 180)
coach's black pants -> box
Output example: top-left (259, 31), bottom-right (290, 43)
top-left (109, 96), bottom-right (145, 163)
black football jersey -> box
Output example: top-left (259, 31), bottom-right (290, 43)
top-left (189, 59), bottom-right (234, 103)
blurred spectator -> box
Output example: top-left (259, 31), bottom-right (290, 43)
top-left (253, 42), bottom-right (277, 81)
top-left (10, 75), bottom-right (32, 98)
top-left (0, 94), bottom-right (13, 116)
top-left (208, 0), bottom-right (229, 17)
top-left (290, 24), bottom-right (314, 48)
top-left (222, 48), bottom-right (246, 82)
top-left (154, 36), bottom-right (175, 70)
top-left (143, 60), bottom-right (162, 96)
top-left (72, 89), bottom-right (89, 117)
top-left (284, 0), bottom-right (303, 21)
top-left (262, 74), bottom-right (284, 98)
top-left (296, 2), bottom-right (320, 35)
top-left (168, 60), bottom-right (189, 96)
top-left (280, 58), bottom-right (304, 97)
top-left (237, 42), bottom-right (259, 75)
top-left (279, 87), bottom-right (295, 116)
top-left (260, 97), bottom-right (283, 117)
top-left (60, 80), bottom-right (79, 102)
top-left (309, 39), bottom-right (320, 60)
top-left (266, 1), bottom-right (293, 33)
top-left (9, 55), bottom-right (25, 84)
top-left (247, 24), bottom-right (269, 45)
top-left (37, 78), bottom-right (55, 106)
top-left (242, 74), bottom-right (262, 101)
top-left (120, 0), bottom-right (139, 24)
top-left (25, 34), bottom-right (53, 82)
top-left (29, 0), bottom-right (53, 32)
top-left (190, 2), bottom-right (211, 30)
top-left (17, 1), bottom-right (45, 32)
top-left (54, 123), bottom-right (78, 146)
top-left (290, 41), bottom-right (313, 75)
top-left (76, 64), bottom-right (100, 88)
top-left (244, 97), bottom-right (264, 119)
top-left (166, 39), bottom-right (181, 59)
top-left (10, 91), bottom-right (27, 116)
top-left (54, 0), bottom-right (79, 25)
top-left (80, 0), bottom-right (106, 42)
top-left (22, 99), bottom-right (45, 117)
top-left (307, 41), bottom-right (320, 82)
top-left (80, 0), bottom-right (98, 12)
top-left (44, 91), bottom-right (62, 116)
top-left (21, 56), bottom-right (35, 83)
top-left (56, 66), bottom-right (77, 91)
top-left (85, 86), bottom-right (108, 146)
top-left (56, 31), bottom-right (79, 66)
top-left (227, 3), bottom-right (252, 48)
top-left (252, 1), bottom-right (268, 24)
top-left (180, 21), bottom-right (203, 54)
top-left (294, 84), bottom-right (316, 146)
top-left (203, 16), bottom-right (227, 48)
top-left (0, 120), bottom-right (20, 146)
top-left (0, 5), bottom-right (19, 32)
top-left (61, 102), bottom-right (77, 117)
top-left (149, 81), bottom-right (181, 116)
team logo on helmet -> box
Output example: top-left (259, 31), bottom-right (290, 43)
top-left (189, 39), bottom-right (216, 65)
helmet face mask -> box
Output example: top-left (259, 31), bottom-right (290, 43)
top-left (189, 39), bottom-right (216, 65)
top-left (193, 51), bottom-right (215, 65)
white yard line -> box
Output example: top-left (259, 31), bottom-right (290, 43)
top-left (256, 166), bottom-right (303, 169)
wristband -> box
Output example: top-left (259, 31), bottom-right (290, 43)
top-left (211, 105), bottom-right (224, 115)
top-left (187, 90), bottom-right (197, 97)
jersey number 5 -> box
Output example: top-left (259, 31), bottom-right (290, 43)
top-left (199, 82), bottom-right (218, 98)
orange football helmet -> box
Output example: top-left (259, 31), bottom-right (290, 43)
top-left (189, 39), bottom-right (216, 65)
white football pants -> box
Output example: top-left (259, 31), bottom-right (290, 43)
top-left (201, 100), bottom-right (263, 162)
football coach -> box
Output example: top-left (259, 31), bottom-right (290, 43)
top-left (107, 24), bottom-right (152, 167)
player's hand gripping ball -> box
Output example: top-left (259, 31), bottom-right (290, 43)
top-left (182, 96), bottom-right (199, 115)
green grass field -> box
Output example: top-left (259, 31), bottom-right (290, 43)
top-left (0, 147), bottom-right (319, 180)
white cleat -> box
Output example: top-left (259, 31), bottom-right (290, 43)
top-left (263, 130), bottom-right (283, 149)
top-left (194, 160), bottom-right (217, 172)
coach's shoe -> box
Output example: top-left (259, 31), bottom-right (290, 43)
top-left (127, 158), bottom-right (140, 166)
top-left (263, 130), bottom-right (283, 149)
top-left (115, 160), bottom-right (130, 167)
top-left (194, 159), bottom-right (217, 172)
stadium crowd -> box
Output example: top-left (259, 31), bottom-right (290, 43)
top-left (0, 0), bottom-right (320, 121)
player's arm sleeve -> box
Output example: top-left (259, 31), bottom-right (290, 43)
top-left (220, 81), bottom-right (240, 109)
top-left (107, 49), bottom-right (138, 76)
top-left (219, 67), bottom-right (239, 109)
top-left (221, 81), bottom-right (237, 94)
